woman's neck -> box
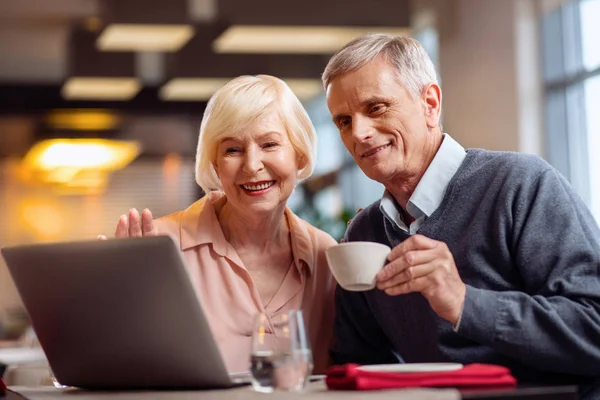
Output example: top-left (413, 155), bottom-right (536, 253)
top-left (216, 200), bottom-right (290, 252)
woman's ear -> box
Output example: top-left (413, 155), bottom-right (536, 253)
top-left (297, 153), bottom-right (308, 171)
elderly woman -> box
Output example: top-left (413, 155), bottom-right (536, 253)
top-left (100, 75), bottom-right (336, 374)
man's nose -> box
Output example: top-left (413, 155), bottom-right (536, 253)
top-left (351, 117), bottom-right (375, 142)
top-left (242, 147), bottom-right (264, 174)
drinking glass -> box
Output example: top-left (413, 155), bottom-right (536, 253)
top-left (249, 310), bottom-right (313, 392)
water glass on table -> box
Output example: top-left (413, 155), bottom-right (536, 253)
top-left (250, 310), bottom-right (313, 393)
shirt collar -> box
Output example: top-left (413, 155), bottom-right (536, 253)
top-left (380, 133), bottom-right (466, 224)
top-left (178, 191), bottom-right (314, 275)
top-left (409, 133), bottom-right (466, 217)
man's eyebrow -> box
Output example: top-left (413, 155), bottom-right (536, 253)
top-left (332, 113), bottom-right (348, 123)
top-left (362, 96), bottom-right (388, 107)
top-left (331, 96), bottom-right (390, 123)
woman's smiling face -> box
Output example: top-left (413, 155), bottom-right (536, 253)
top-left (214, 110), bottom-right (303, 215)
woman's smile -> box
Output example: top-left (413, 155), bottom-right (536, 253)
top-left (240, 180), bottom-right (277, 196)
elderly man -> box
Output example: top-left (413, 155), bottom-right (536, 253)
top-left (323, 33), bottom-right (600, 399)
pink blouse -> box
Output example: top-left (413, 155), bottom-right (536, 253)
top-left (153, 192), bottom-right (337, 373)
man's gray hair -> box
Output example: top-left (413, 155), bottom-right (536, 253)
top-left (322, 33), bottom-right (438, 99)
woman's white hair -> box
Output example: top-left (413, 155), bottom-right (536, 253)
top-left (195, 74), bottom-right (317, 193)
top-left (322, 33), bottom-right (438, 99)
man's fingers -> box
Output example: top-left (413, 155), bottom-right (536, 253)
top-left (383, 276), bottom-right (428, 296)
top-left (115, 214), bottom-right (129, 238)
top-left (388, 234), bottom-right (438, 261)
top-left (141, 208), bottom-right (155, 236)
top-left (377, 260), bottom-right (437, 290)
top-left (377, 247), bottom-right (438, 282)
top-left (128, 208), bottom-right (142, 237)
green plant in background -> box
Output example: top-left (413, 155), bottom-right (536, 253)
top-left (295, 207), bottom-right (356, 242)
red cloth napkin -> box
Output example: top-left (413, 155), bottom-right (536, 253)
top-left (326, 363), bottom-right (517, 390)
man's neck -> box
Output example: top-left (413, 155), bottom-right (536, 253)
top-left (386, 129), bottom-right (444, 210)
top-left (386, 178), bottom-right (418, 211)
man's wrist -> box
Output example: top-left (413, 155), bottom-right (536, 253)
top-left (452, 304), bottom-right (464, 332)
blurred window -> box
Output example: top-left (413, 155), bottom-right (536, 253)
top-left (542, 0), bottom-right (600, 221)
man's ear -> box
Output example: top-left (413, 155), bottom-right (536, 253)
top-left (422, 83), bottom-right (442, 129)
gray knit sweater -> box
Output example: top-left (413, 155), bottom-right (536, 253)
top-left (332, 149), bottom-right (600, 398)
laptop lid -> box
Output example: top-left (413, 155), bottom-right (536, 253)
top-left (1, 235), bottom-right (237, 390)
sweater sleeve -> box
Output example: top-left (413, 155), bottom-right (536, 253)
top-left (457, 168), bottom-right (600, 376)
top-left (330, 285), bottom-right (402, 365)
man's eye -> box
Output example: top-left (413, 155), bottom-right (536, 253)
top-left (370, 105), bottom-right (385, 114)
top-left (225, 148), bottom-right (241, 153)
top-left (339, 118), bottom-right (351, 128)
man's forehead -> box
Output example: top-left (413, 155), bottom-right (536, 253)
top-left (326, 76), bottom-right (386, 108)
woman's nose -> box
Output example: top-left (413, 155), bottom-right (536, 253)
top-left (242, 147), bottom-right (264, 174)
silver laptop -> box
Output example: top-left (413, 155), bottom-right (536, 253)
top-left (1, 235), bottom-right (248, 390)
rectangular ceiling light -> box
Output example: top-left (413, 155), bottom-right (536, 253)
top-left (61, 77), bottom-right (141, 100)
top-left (159, 78), bottom-right (232, 101)
top-left (282, 79), bottom-right (324, 101)
top-left (213, 26), bottom-right (411, 54)
top-left (160, 78), bottom-right (323, 102)
top-left (97, 24), bottom-right (195, 52)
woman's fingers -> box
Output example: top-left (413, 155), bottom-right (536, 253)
top-left (115, 214), bottom-right (129, 238)
top-left (141, 209), bottom-right (156, 236)
top-left (128, 209), bottom-right (143, 237)
top-left (111, 208), bottom-right (155, 239)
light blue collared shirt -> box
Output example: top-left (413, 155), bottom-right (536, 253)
top-left (379, 134), bottom-right (466, 234)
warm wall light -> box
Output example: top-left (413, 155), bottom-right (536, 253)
top-left (97, 24), bottom-right (195, 52)
top-left (46, 109), bottom-right (121, 131)
top-left (19, 201), bottom-right (65, 239)
top-left (23, 139), bottom-right (140, 172)
top-left (23, 139), bottom-right (140, 178)
top-left (160, 77), bottom-right (322, 102)
top-left (20, 139), bottom-right (140, 194)
top-left (62, 77), bottom-right (141, 101)
top-left (213, 26), bottom-right (411, 54)
top-left (55, 169), bottom-right (110, 195)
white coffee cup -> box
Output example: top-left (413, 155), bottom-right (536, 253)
top-left (325, 242), bottom-right (391, 291)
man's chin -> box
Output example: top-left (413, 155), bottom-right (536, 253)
top-left (361, 168), bottom-right (390, 185)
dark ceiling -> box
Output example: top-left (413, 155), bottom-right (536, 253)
top-left (0, 0), bottom-right (412, 157)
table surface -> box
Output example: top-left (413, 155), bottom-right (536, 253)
top-left (5, 381), bottom-right (579, 400)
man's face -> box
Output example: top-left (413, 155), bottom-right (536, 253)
top-left (326, 56), bottom-right (440, 186)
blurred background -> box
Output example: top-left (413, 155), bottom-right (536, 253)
top-left (0, 0), bottom-right (598, 338)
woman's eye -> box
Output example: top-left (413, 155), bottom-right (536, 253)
top-left (263, 142), bottom-right (278, 148)
top-left (225, 147), bottom-right (241, 154)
